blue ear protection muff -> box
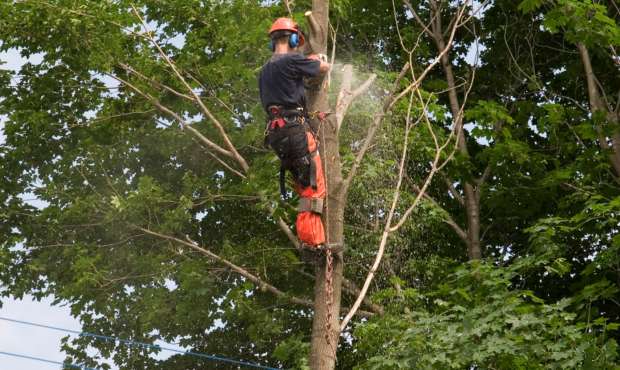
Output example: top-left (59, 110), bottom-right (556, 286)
top-left (269, 31), bottom-right (299, 51)
top-left (289, 32), bottom-right (299, 48)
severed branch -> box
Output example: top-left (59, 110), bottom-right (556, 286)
top-left (304, 11), bottom-right (321, 39)
top-left (304, 11), bottom-right (323, 54)
top-left (335, 65), bottom-right (377, 130)
top-left (341, 1), bottom-right (473, 326)
top-left (342, 3), bottom-right (465, 198)
top-left (341, 87), bottom-right (459, 330)
top-left (340, 90), bottom-right (420, 330)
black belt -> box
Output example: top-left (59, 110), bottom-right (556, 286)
top-left (267, 105), bottom-right (305, 119)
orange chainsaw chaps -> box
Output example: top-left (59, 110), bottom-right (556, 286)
top-left (296, 211), bottom-right (325, 246)
top-left (295, 132), bottom-right (326, 246)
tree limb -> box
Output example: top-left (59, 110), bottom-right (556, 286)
top-left (443, 176), bottom-right (465, 206)
top-left (412, 184), bottom-right (468, 243)
top-left (131, 5), bottom-right (249, 172)
top-left (341, 90), bottom-right (417, 330)
top-left (138, 226), bottom-right (314, 306)
top-left (403, 0), bottom-right (434, 37)
top-left (106, 73), bottom-right (235, 161)
top-left (298, 269), bottom-right (385, 314)
top-left (138, 227), bottom-right (374, 317)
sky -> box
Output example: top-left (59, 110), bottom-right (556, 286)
top-left (0, 48), bottom-right (87, 370)
top-left (0, 296), bottom-right (83, 369)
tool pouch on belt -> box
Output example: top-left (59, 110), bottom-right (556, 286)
top-left (266, 112), bottom-right (317, 198)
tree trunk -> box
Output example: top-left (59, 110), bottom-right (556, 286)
top-left (577, 42), bottom-right (620, 178)
top-left (434, 23), bottom-right (482, 261)
top-left (305, 1), bottom-right (344, 369)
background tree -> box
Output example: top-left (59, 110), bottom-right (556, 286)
top-left (0, 0), bottom-right (618, 369)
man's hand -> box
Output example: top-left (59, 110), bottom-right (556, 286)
top-left (307, 53), bottom-right (330, 74)
top-left (308, 53), bottom-right (328, 62)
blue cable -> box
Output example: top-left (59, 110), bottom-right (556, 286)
top-left (0, 350), bottom-right (99, 370)
top-left (0, 316), bottom-right (281, 370)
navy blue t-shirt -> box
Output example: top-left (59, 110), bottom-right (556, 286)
top-left (258, 53), bottom-right (320, 111)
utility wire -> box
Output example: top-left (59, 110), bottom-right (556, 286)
top-left (0, 350), bottom-right (99, 370)
top-left (0, 316), bottom-right (281, 370)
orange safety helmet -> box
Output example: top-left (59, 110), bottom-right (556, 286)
top-left (269, 17), bottom-right (305, 47)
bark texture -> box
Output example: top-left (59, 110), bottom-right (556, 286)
top-left (305, 1), bottom-right (345, 369)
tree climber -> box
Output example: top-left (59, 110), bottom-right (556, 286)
top-left (258, 17), bottom-right (330, 250)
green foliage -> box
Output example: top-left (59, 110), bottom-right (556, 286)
top-left (0, 0), bottom-right (619, 368)
top-left (354, 260), bottom-right (619, 369)
top-left (519, 0), bottom-right (620, 47)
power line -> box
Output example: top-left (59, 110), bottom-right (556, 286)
top-left (0, 350), bottom-right (99, 370)
top-left (0, 316), bottom-right (281, 370)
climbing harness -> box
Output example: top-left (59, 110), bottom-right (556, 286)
top-left (265, 105), bottom-right (319, 199)
top-left (266, 104), bottom-right (336, 351)
top-left (265, 105), bottom-right (326, 247)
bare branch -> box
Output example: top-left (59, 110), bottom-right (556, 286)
top-left (138, 227), bottom-right (375, 317)
top-left (117, 62), bottom-right (193, 101)
top-left (138, 226), bottom-right (314, 307)
top-left (278, 216), bottom-right (300, 249)
top-left (402, 0), bottom-right (434, 37)
top-left (131, 5), bottom-right (249, 172)
top-left (341, 89), bottom-right (417, 330)
top-left (342, 62), bottom-right (410, 196)
top-left (283, 0), bottom-right (294, 17)
top-left (389, 2), bottom-right (468, 111)
top-left (200, 142), bottom-right (248, 179)
top-left (107, 73), bottom-right (236, 162)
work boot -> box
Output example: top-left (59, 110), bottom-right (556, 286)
top-left (299, 244), bottom-right (320, 263)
